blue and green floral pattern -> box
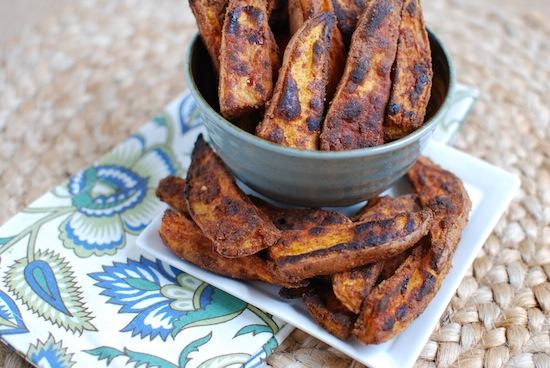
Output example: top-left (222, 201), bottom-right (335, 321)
top-left (0, 93), bottom-right (293, 368)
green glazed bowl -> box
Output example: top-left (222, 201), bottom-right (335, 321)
top-left (184, 29), bottom-right (455, 207)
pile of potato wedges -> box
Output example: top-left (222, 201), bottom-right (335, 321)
top-left (189, 0), bottom-right (433, 150)
top-left (156, 135), bottom-right (471, 343)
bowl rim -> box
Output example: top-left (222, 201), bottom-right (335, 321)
top-left (184, 28), bottom-right (455, 160)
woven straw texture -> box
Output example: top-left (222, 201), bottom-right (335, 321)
top-left (0, 0), bottom-right (548, 367)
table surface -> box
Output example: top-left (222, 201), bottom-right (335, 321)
top-left (0, 1), bottom-right (548, 367)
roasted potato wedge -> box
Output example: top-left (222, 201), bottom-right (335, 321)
top-left (189, 0), bottom-right (227, 72)
top-left (288, 0), bottom-right (334, 35)
top-left (353, 194), bottom-right (421, 222)
top-left (219, 0), bottom-right (276, 120)
top-left (250, 196), bottom-right (351, 230)
top-left (160, 209), bottom-right (303, 288)
top-left (269, 208), bottom-right (432, 279)
top-left (332, 194), bottom-right (421, 313)
top-left (332, 262), bottom-right (383, 313)
top-left (320, 0), bottom-right (403, 150)
top-left (185, 135), bottom-right (281, 257)
top-left (408, 157), bottom-right (472, 271)
top-left (353, 158), bottom-right (471, 344)
top-left (331, 0), bottom-right (368, 42)
top-left (379, 247), bottom-right (412, 280)
top-left (303, 282), bottom-right (356, 339)
top-left (384, 0), bottom-right (432, 141)
top-left (156, 176), bottom-right (188, 214)
top-left (256, 13), bottom-right (344, 149)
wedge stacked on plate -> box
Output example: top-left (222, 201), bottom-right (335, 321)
top-left (156, 136), bottom-right (471, 344)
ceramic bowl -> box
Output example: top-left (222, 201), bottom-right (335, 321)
top-left (184, 29), bottom-right (455, 206)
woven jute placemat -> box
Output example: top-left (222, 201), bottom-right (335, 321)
top-left (0, 0), bottom-right (548, 367)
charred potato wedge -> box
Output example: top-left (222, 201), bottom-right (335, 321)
top-left (189, 0), bottom-right (227, 72)
top-left (332, 194), bottom-right (421, 313)
top-left (288, 0), bottom-right (334, 35)
top-left (257, 13), bottom-right (344, 149)
top-left (303, 283), bottom-right (356, 339)
top-left (354, 158), bottom-right (471, 344)
top-left (269, 208), bottom-right (433, 279)
top-left (320, 0), bottom-right (403, 150)
top-left (354, 241), bottom-right (437, 344)
top-left (384, 0), bottom-right (432, 141)
top-left (185, 135), bottom-right (281, 257)
top-left (331, 0), bottom-right (368, 42)
top-left (160, 209), bottom-right (303, 288)
top-left (408, 157), bottom-right (472, 271)
top-left (250, 196), bottom-right (351, 230)
top-left (219, 0), bottom-right (275, 120)
top-left (332, 262), bottom-right (383, 313)
top-left (353, 194), bottom-right (421, 222)
top-left (156, 176), bottom-right (188, 214)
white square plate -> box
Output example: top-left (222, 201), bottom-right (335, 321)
top-left (136, 139), bottom-right (519, 368)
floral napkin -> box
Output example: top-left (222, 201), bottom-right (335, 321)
top-left (0, 85), bottom-right (477, 368)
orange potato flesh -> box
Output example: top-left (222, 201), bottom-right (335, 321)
top-left (332, 262), bottom-right (383, 313)
top-left (257, 13), bottom-right (344, 149)
top-left (269, 209), bottom-right (432, 279)
top-left (384, 0), bottom-right (432, 141)
top-left (320, 0), bottom-right (404, 150)
top-left (288, 0), bottom-right (334, 35)
top-left (189, 0), bottom-right (227, 72)
top-left (185, 135), bottom-right (281, 257)
top-left (160, 209), bottom-right (303, 288)
top-left (353, 157), bottom-right (471, 344)
top-left (219, 0), bottom-right (275, 120)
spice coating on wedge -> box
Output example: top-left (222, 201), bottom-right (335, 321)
top-left (332, 193), bottom-right (421, 313)
top-left (303, 283), bottom-right (357, 339)
top-left (257, 13), bottom-right (344, 149)
top-left (160, 209), bottom-right (303, 287)
top-left (353, 194), bottom-right (421, 222)
top-left (407, 157), bottom-right (472, 271)
top-left (384, 0), bottom-right (432, 141)
top-left (288, 0), bottom-right (334, 36)
top-left (185, 135), bottom-right (281, 257)
top-left (156, 176), bottom-right (188, 214)
top-left (332, 262), bottom-right (383, 313)
top-left (269, 208), bottom-right (432, 279)
top-left (331, 0), bottom-right (368, 42)
top-left (320, 0), bottom-right (403, 150)
top-left (353, 158), bottom-right (471, 344)
top-left (250, 196), bottom-right (351, 230)
top-left (219, 0), bottom-right (274, 120)
top-left (189, 0), bottom-right (227, 72)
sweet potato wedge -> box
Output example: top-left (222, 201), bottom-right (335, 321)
top-left (189, 0), bottom-right (227, 72)
top-left (219, 0), bottom-right (275, 120)
top-left (353, 158), bottom-right (471, 344)
top-left (256, 13), bottom-right (344, 149)
top-left (332, 194), bottom-right (420, 313)
top-left (331, 0), bottom-right (368, 42)
top-left (250, 196), bottom-right (351, 230)
top-left (185, 135), bottom-right (281, 257)
top-left (332, 262), bottom-right (383, 313)
top-left (269, 208), bottom-right (432, 279)
top-left (287, 0), bottom-right (334, 35)
top-left (160, 209), bottom-right (303, 288)
top-left (303, 282), bottom-right (356, 339)
top-left (156, 176), bottom-right (188, 214)
top-left (353, 194), bottom-right (421, 222)
top-left (384, 0), bottom-right (432, 141)
top-left (407, 157), bottom-right (471, 271)
top-left (320, 0), bottom-right (403, 150)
